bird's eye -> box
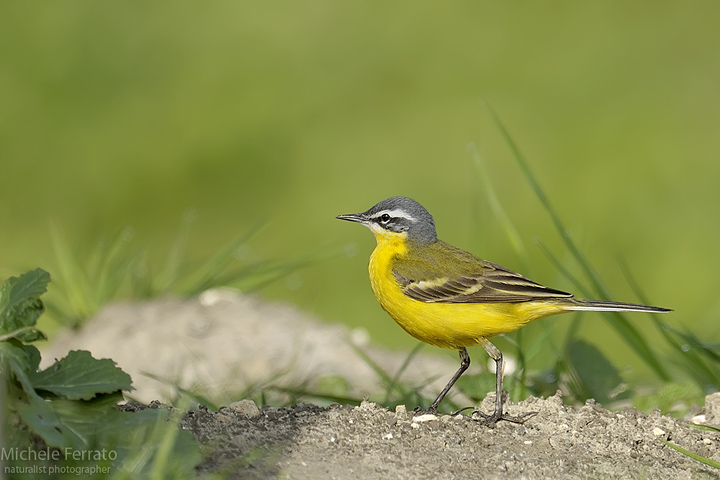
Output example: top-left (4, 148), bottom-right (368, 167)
top-left (379, 214), bottom-right (391, 224)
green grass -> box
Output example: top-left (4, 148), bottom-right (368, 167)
top-left (3, 4), bottom-right (719, 476)
top-left (661, 439), bottom-right (720, 471)
top-left (1, 2), bottom-right (719, 371)
top-left (0, 269), bottom-right (203, 479)
top-left (464, 105), bottom-right (719, 413)
top-left (4, 264), bottom-right (715, 479)
top-left (29, 103), bottom-right (720, 418)
top-left (46, 218), bottom-right (325, 329)
top-left (5, 96), bottom-right (709, 422)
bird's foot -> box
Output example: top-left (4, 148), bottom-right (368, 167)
top-left (451, 406), bottom-right (537, 426)
top-left (471, 409), bottom-right (537, 426)
top-left (413, 405), bottom-right (438, 414)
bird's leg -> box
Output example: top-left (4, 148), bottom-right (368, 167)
top-left (471, 337), bottom-right (537, 426)
top-left (426, 347), bottom-right (470, 412)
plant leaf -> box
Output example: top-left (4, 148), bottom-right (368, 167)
top-left (17, 392), bottom-right (125, 450)
top-left (18, 394), bottom-right (201, 477)
top-left (0, 268), bottom-right (51, 311)
top-left (0, 339), bottom-right (42, 400)
top-left (17, 396), bottom-right (90, 449)
top-left (0, 268), bottom-right (50, 342)
top-left (29, 350), bottom-right (133, 400)
top-left (566, 339), bottom-right (626, 405)
top-left (0, 339), bottom-right (41, 374)
top-left (109, 407), bottom-right (202, 476)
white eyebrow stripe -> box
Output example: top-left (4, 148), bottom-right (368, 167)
top-left (369, 209), bottom-right (417, 222)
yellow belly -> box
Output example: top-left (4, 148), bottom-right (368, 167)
top-left (369, 242), bottom-right (567, 350)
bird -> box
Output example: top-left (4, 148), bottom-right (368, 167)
top-left (337, 196), bottom-right (670, 424)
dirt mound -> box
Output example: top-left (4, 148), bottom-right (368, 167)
top-left (41, 290), bottom-right (460, 404)
top-left (44, 292), bottom-right (720, 478)
top-left (182, 393), bottom-right (720, 480)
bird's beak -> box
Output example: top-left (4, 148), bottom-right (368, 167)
top-left (336, 213), bottom-right (367, 224)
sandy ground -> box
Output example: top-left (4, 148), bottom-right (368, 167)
top-left (44, 291), bottom-right (720, 479)
top-left (180, 394), bottom-right (720, 480)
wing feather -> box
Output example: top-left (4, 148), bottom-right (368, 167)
top-left (393, 242), bottom-right (573, 304)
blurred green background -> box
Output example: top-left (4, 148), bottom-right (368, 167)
top-left (2, 2), bottom-right (719, 385)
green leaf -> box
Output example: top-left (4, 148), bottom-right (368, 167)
top-left (29, 350), bottom-right (133, 400)
top-left (0, 326), bottom-right (47, 342)
top-left (17, 395), bottom-right (201, 477)
top-left (0, 268), bottom-right (51, 311)
top-left (0, 339), bottom-right (41, 374)
top-left (54, 400), bottom-right (201, 476)
top-left (565, 339), bottom-right (626, 405)
top-left (17, 392), bottom-right (125, 450)
top-left (109, 407), bottom-right (202, 477)
top-left (41, 393), bottom-right (125, 448)
top-left (0, 268), bottom-right (50, 342)
top-left (17, 396), bottom-right (90, 449)
top-left (0, 339), bottom-right (42, 398)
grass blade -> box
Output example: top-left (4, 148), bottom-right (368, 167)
top-left (384, 342), bottom-right (425, 405)
top-left (483, 101), bottom-right (671, 381)
top-left (661, 440), bottom-right (720, 469)
top-left (469, 142), bottom-right (529, 269)
top-left (620, 259), bottom-right (720, 390)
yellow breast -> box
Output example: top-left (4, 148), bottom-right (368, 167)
top-left (368, 232), bottom-right (565, 350)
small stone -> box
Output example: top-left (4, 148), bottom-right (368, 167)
top-left (359, 400), bottom-right (378, 411)
top-left (691, 414), bottom-right (706, 425)
top-left (704, 392), bottom-right (720, 426)
top-left (228, 399), bottom-right (260, 417)
top-left (413, 414), bottom-right (438, 423)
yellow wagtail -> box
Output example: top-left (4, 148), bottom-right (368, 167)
top-left (337, 196), bottom-right (670, 424)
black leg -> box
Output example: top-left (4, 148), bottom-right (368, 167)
top-left (471, 337), bottom-right (537, 426)
top-left (428, 347), bottom-right (470, 411)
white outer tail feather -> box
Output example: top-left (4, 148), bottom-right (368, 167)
top-left (564, 301), bottom-right (670, 314)
top-left (565, 305), bottom-right (658, 313)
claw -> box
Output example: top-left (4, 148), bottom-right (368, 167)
top-left (450, 403), bottom-right (538, 425)
top-left (471, 409), bottom-right (538, 426)
top-left (451, 406), bottom-right (475, 416)
top-left (414, 405), bottom-right (438, 414)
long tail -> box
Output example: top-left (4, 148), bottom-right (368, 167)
top-left (565, 299), bottom-right (671, 313)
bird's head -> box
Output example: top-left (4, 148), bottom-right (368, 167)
top-left (337, 196), bottom-right (437, 245)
